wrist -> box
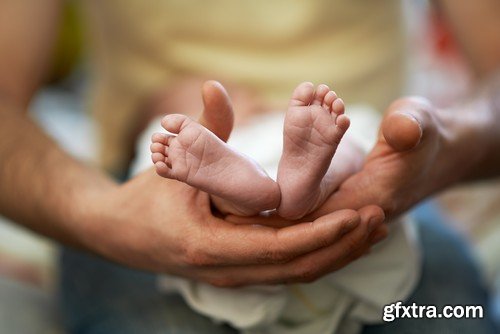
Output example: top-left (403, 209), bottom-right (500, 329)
top-left (71, 170), bottom-right (171, 272)
top-left (64, 170), bottom-right (120, 254)
top-left (474, 70), bottom-right (500, 177)
top-left (435, 90), bottom-right (499, 186)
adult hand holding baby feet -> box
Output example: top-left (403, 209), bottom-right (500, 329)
top-left (143, 80), bottom-right (387, 285)
top-left (231, 95), bottom-right (450, 227)
top-left (151, 81), bottom-right (352, 219)
top-left (96, 167), bottom-right (384, 287)
top-left (151, 81), bottom-right (281, 216)
top-left (308, 96), bottom-right (447, 220)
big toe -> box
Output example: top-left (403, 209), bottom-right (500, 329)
top-left (200, 80), bottom-right (234, 142)
top-left (289, 82), bottom-right (315, 107)
top-left (382, 97), bottom-right (435, 151)
top-left (161, 114), bottom-right (192, 134)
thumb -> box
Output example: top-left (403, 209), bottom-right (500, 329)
top-left (381, 97), bottom-right (435, 152)
top-left (198, 80), bottom-right (235, 142)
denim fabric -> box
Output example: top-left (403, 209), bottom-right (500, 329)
top-left (362, 201), bottom-right (497, 334)
top-left (59, 249), bottom-right (237, 334)
top-left (59, 201), bottom-right (497, 334)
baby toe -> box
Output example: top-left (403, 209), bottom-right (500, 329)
top-left (312, 84), bottom-right (330, 105)
top-left (336, 114), bottom-right (350, 132)
top-left (161, 114), bottom-right (192, 134)
top-left (151, 132), bottom-right (169, 145)
top-left (151, 152), bottom-right (166, 164)
top-left (289, 82), bottom-right (315, 107)
top-left (154, 161), bottom-right (172, 178)
top-left (323, 90), bottom-right (338, 111)
top-left (332, 98), bottom-right (345, 115)
top-left (150, 142), bottom-right (165, 154)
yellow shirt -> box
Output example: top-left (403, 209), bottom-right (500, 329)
top-left (81, 0), bottom-right (406, 175)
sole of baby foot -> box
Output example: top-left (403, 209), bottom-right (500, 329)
top-left (151, 114), bottom-right (280, 215)
top-left (277, 82), bottom-right (349, 220)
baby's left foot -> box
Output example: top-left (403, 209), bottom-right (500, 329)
top-left (151, 114), bottom-right (280, 215)
top-left (277, 82), bottom-right (349, 219)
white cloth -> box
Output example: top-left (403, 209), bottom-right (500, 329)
top-left (130, 106), bottom-right (421, 334)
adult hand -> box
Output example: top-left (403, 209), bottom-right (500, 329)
top-left (84, 169), bottom-right (385, 287)
top-left (74, 80), bottom-right (384, 287)
top-left (307, 96), bottom-right (451, 220)
top-left (227, 97), bottom-right (443, 239)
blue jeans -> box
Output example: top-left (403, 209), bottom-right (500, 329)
top-left (361, 201), bottom-right (497, 334)
top-left (59, 202), bottom-right (497, 333)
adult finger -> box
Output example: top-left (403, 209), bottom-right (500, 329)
top-left (198, 80), bottom-right (234, 142)
top-left (381, 97), bottom-right (435, 152)
top-left (191, 206), bottom-right (385, 287)
top-left (225, 211), bottom-right (299, 228)
top-left (186, 209), bottom-right (361, 267)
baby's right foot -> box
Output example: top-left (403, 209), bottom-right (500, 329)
top-left (277, 82), bottom-right (350, 219)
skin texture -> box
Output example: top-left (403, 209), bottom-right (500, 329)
top-left (228, 93), bottom-right (500, 228)
top-left (312, 97), bottom-right (446, 219)
top-left (152, 113), bottom-right (281, 215)
top-left (0, 98), bottom-right (388, 287)
top-left (94, 174), bottom-right (386, 286)
top-left (0, 0), bottom-right (499, 287)
top-left (151, 81), bottom-right (279, 216)
top-left (231, 0), bottom-right (500, 226)
top-left (277, 82), bottom-right (349, 219)
top-left (151, 82), bottom-right (350, 218)
top-left (0, 0), bottom-right (386, 286)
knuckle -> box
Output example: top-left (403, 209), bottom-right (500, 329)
top-left (382, 200), bottom-right (398, 218)
top-left (258, 242), bottom-right (290, 264)
top-left (293, 265), bottom-right (320, 283)
top-left (313, 221), bottom-right (337, 247)
top-left (317, 237), bottom-right (330, 249)
top-left (185, 250), bottom-right (212, 267)
top-left (182, 239), bottom-right (213, 267)
top-left (344, 235), bottom-right (362, 254)
top-left (378, 191), bottom-right (399, 217)
top-left (258, 249), bottom-right (283, 264)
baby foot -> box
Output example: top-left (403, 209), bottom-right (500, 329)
top-left (277, 82), bottom-right (350, 219)
top-left (151, 114), bottom-right (280, 215)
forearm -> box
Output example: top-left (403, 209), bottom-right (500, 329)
top-left (434, 0), bottom-right (500, 178)
top-left (431, 0), bottom-right (500, 182)
top-left (0, 100), bottom-right (118, 248)
top-left (434, 71), bottom-right (500, 187)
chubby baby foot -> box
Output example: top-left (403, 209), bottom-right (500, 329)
top-left (151, 114), bottom-right (280, 215)
top-left (277, 82), bottom-right (350, 219)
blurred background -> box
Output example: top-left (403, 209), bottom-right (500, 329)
top-left (1, 0), bottom-right (500, 332)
